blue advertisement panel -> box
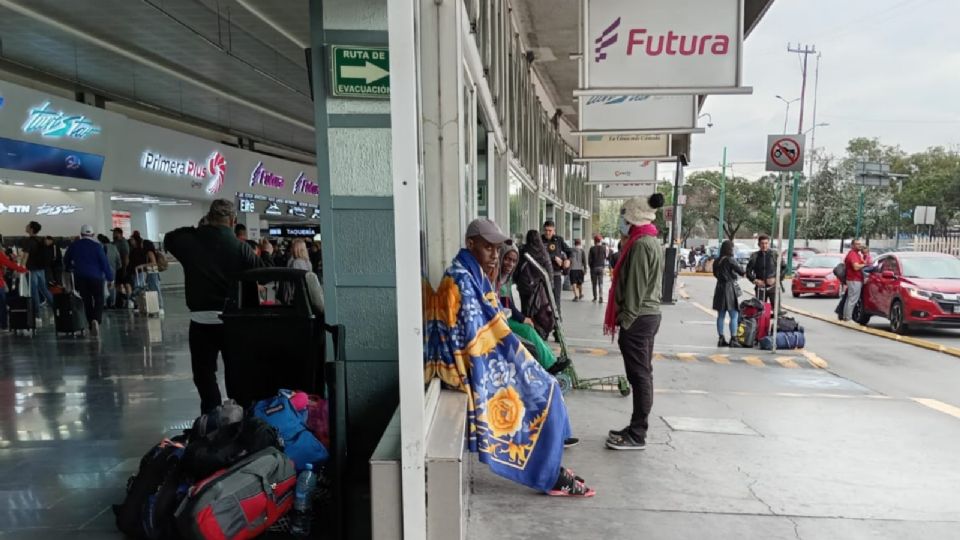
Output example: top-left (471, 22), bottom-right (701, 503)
top-left (0, 136), bottom-right (105, 181)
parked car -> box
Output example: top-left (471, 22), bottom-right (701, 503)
top-left (791, 247), bottom-right (820, 268)
top-left (791, 253), bottom-right (844, 298)
top-left (856, 252), bottom-right (960, 334)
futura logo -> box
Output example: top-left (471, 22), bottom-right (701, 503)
top-left (594, 17), bottom-right (621, 63)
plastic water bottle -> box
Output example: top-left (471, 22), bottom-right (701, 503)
top-left (290, 463), bottom-right (317, 537)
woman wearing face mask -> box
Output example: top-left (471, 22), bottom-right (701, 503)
top-left (492, 243), bottom-right (567, 374)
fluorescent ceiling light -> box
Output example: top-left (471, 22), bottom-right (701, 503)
top-left (13, 182), bottom-right (24, 186)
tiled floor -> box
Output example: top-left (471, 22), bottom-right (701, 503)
top-left (0, 292), bottom-right (204, 537)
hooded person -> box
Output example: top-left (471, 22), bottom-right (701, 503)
top-left (491, 242), bottom-right (564, 374)
top-left (604, 193), bottom-right (666, 451)
top-left (426, 218), bottom-right (594, 497)
top-left (515, 230), bottom-right (556, 340)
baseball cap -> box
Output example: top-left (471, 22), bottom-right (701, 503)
top-left (466, 218), bottom-right (509, 245)
top-left (80, 224), bottom-right (94, 237)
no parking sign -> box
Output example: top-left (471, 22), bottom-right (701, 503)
top-left (765, 134), bottom-right (806, 172)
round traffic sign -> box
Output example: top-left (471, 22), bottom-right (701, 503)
top-left (770, 137), bottom-right (801, 168)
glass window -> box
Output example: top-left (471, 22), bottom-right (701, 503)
top-left (900, 256), bottom-right (960, 279)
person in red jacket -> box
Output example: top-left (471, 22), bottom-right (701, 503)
top-left (0, 235), bottom-right (28, 331)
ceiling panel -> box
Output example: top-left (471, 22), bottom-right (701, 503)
top-left (0, 0), bottom-right (316, 153)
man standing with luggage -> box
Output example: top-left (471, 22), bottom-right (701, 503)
top-left (605, 194), bottom-right (665, 451)
top-left (64, 225), bottom-right (114, 337)
top-left (166, 199), bottom-right (273, 414)
top-left (746, 235), bottom-right (782, 313)
top-left (541, 220), bottom-right (572, 316)
top-left (842, 239), bottom-right (871, 322)
top-left (20, 221), bottom-right (55, 325)
top-left (588, 235), bottom-right (607, 303)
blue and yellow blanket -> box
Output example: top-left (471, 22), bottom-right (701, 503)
top-left (425, 249), bottom-right (570, 491)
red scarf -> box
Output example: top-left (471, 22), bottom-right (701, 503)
top-left (604, 223), bottom-right (659, 338)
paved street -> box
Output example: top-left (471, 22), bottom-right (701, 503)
top-left (468, 276), bottom-right (960, 540)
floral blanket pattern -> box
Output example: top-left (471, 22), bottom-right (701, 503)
top-left (425, 249), bottom-right (570, 491)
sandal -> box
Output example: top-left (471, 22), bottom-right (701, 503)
top-left (546, 467), bottom-right (596, 497)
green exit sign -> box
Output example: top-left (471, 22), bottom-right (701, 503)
top-left (330, 45), bottom-right (390, 99)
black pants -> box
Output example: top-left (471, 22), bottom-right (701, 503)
top-left (617, 314), bottom-right (662, 442)
top-left (756, 284), bottom-right (778, 312)
top-left (75, 276), bottom-right (104, 324)
top-left (590, 268), bottom-right (604, 300)
top-left (552, 274), bottom-right (563, 316)
top-left (189, 322), bottom-right (232, 414)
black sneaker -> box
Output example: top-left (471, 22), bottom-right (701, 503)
top-left (548, 356), bottom-right (571, 375)
top-left (606, 432), bottom-right (646, 450)
top-left (563, 437), bottom-right (580, 448)
top-left (608, 427), bottom-right (630, 439)
top-left (717, 336), bottom-right (728, 347)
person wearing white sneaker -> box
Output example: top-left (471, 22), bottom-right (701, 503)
top-left (63, 225), bottom-right (114, 338)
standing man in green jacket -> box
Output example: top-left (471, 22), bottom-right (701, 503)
top-left (603, 194), bottom-right (665, 451)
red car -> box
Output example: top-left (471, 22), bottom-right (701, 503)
top-left (791, 253), bottom-right (844, 298)
top-left (856, 252), bottom-right (960, 334)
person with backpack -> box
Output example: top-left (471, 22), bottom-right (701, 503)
top-left (712, 240), bottom-right (746, 347)
top-left (842, 239), bottom-right (872, 322)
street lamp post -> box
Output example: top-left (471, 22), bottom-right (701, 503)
top-left (776, 95), bottom-right (800, 134)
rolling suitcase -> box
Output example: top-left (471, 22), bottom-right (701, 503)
top-left (7, 294), bottom-right (35, 336)
top-left (54, 292), bottom-right (87, 336)
top-left (135, 268), bottom-right (161, 317)
top-left (137, 290), bottom-right (161, 317)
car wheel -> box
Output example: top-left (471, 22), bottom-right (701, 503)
top-left (889, 300), bottom-right (909, 335)
top-left (792, 291), bottom-right (800, 298)
top-left (853, 300), bottom-right (871, 326)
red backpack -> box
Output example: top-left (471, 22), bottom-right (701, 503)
top-left (175, 447), bottom-right (296, 540)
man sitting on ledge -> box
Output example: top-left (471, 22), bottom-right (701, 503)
top-left (425, 218), bottom-right (594, 497)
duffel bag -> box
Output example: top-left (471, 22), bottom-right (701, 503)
top-left (113, 436), bottom-right (190, 540)
top-left (737, 318), bottom-right (758, 348)
top-left (253, 389), bottom-right (329, 471)
top-left (759, 331), bottom-right (806, 350)
top-left (181, 417), bottom-right (281, 481)
top-left (776, 316), bottom-right (804, 334)
top-left (175, 448), bottom-right (296, 540)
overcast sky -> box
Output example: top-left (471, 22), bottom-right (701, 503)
top-left (684, 0), bottom-right (960, 179)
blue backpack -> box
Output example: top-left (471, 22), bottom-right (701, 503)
top-left (253, 390), bottom-right (329, 471)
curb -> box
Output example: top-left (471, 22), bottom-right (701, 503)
top-left (780, 303), bottom-right (960, 359)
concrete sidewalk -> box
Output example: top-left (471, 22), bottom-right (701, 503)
top-left (466, 287), bottom-right (960, 539)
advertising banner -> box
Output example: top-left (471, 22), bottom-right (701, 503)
top-left (587, 160), bottom-right (657, 183)
top-left (584, 0), bottom-right (744, 92)
top-left (117, 120), bottom-right (319, 206)
top-left (0, 79), bottom-right (124, 188)
top-left (579, 95), bottom-right (697, 131)
top-left (599, 181), bottom-right (657, 199)
top-left (580, 134), bottom-right (670, 159)
top-left (0, 184), bottom-right (97, 237)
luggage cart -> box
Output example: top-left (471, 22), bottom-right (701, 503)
top-left (523, 253), bottom-right (630, 397)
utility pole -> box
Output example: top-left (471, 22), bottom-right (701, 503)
top-left (719, 147), bottom-right (727, 246)
top-left (786, 43), bottom-right (816, 274)
top-left (803, 52), bottom-right (822, 246)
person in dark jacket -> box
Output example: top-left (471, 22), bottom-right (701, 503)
top-left (166, 199), bottom-right (274, 414)
top-left (745, 235), bottom-right (783, 311)
top-left (542, 220), bottom-right (573, 315)
top-left (63, 225), bottom-right (114, 337)
top-left (588, 235), bottom-right (607, 303)
top-left (44, 236), bottom-right (63, 285)
top-left (516, 230), bottom-right (556, 340)
top-left (712, 240), bottom-right (746, 347)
